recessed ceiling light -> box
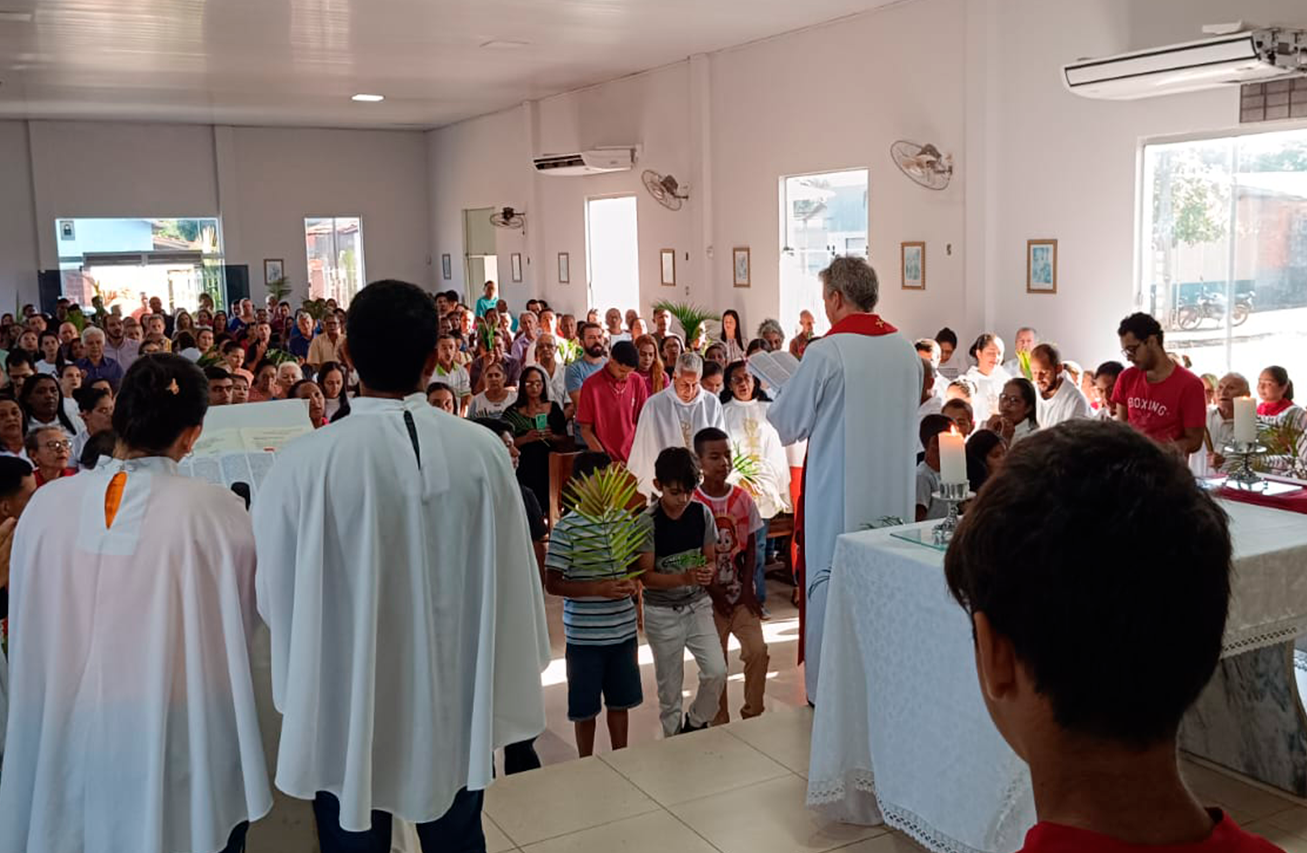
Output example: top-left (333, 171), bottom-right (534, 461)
top-left (0, 11), bottom-right (35, 23)
top-left (351, 93), bottom-right (384, 102)
top-left (480, 39), bottom-right (530, 49)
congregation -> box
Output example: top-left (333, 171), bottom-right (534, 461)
top-left (0, 256), bottom-right (1300, 853)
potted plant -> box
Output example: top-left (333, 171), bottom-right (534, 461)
top-left (653, 301), bottom-right (720, 353)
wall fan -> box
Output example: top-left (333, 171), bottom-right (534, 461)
top-left (490, 206), bottom-right (526, 229)
top-left (642, 170), bottom-right (689, 211)
top-left (890, 141), bottom-right (954, 191)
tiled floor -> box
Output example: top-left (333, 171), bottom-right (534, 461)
top-left (243, 572), bottom-right (1307, 852)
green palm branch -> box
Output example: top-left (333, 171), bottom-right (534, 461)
top-left (731, 445), bottom-right (764, 499)
top-left (563, 466), bottom-right (648, 579)
top-left (653, 301), bottom-right (720, 351)
top-left (557, 337), bottom-right (581, 365)
top-left (1257, 419), bottom-right (1307, 477)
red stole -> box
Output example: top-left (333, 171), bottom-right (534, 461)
top-left (793, 312), bottom-right (898, 667)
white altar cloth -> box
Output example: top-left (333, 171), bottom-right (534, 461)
top-left (806, 499), bottom-right (1307, 853)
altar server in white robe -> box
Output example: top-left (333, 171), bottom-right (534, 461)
top-left (253, 279), bottom-right (550, 853)
top-left (1030, 343), bottom-right (1091, 428)
top-left (628, 351), bottom-right (727, 497)
top-left (768, 257), bottom-right (921, 700)
top-left (0, 354), bottom-right (271, 853)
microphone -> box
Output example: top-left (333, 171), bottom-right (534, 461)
top-left (231, 482), bottom-right (251, 510)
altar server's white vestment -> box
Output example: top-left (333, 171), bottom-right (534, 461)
top-left (0, 456), bottom-right (271, 853)
top-left (768, 314), bottom-right (920, 699)
top-left (628, 385), bottom-right (726, 496)
top-left (253, 393), bottom-right (550, 832)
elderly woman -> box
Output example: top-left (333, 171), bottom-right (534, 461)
top-left (468, 361), bottom-right (513, 419)
top-left (25, 425), bottom-right (75, 487)
top-left (756, 318), bottom-right (785, 354)
top-left (274, 362), bottom-right (303, 399)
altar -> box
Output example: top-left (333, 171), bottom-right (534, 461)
top-left (805, 499), bottom-right (1307, 853)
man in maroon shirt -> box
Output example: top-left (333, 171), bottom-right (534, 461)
top-left (945, 422), bottom-right (1277, 853)
top-left (576, 341), bottom-right (647, 464)
top-left (1111, 312), bottom-right (1207, 455)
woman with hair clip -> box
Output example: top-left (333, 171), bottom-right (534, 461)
top-left (0, 353), bottom-right (272, 853)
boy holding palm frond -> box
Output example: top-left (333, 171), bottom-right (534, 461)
top-left (545, 452), bottom-right (649, 757)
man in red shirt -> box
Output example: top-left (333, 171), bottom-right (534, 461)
top-left (1111, 312), bottom-right (1206, 455)
top-left (945, 422), bottom-right (1277, 853)
top-left (576, 340), bottom-right (647, 464)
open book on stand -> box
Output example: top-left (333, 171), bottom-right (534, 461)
top-left (746, 351), bottom-right (801, 391)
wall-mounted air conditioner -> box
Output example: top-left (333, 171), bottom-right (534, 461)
top-left (532, 146), bottom-right (636, 176)
top-left (1063, 28), bottom-right (1306, 100)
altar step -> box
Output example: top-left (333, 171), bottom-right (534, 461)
top-left (243, 702), bottom-right (1307, 852)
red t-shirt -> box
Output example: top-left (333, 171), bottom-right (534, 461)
top-left (576, 366), bottom-right (648, 463)
top-left (1111, 365), bottom-right (1207, 443)
top-left (1019, 810), bottom-right (1281, 853)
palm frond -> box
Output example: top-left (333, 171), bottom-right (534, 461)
top-left (563, 467), bottom-right (648, 577)
top-left (653, 301), bottom-right (720, 351)
top-left (1257, 418), bottom-right (1307, 478)
top-left (731, 445), bottom-right (764, 499)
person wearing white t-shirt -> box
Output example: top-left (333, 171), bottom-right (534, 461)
top-left (963, 333), bottom-right (1011, 424)
top-left (532, 333), bottom-right (571, 418)
top-left (603, 309), bottom-right (631, 346)
top-left (1195, 372), bottom-right (1249, 477)
top-left (1030, 344), bottom-right (1091, 429)
top-left (1001, 326), bottom-right (1038, 378)
top-left (432, 333), bottom-right (472, 416)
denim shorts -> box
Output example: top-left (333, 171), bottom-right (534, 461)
top-left (565, 637), bottom-right (643, 722)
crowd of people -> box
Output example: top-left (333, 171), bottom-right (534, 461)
top-left (0, 260), bottom-right (1296, 853)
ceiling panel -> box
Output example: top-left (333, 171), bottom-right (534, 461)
top-left (0, 0), bottom-right (899, 128)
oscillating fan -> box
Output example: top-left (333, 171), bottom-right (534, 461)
top-left (890, 141), bottom-right (954, 191)
top-left (489, 206), bottom-right (526, 229)
top-left (642, 170), bottom-right (690, 211)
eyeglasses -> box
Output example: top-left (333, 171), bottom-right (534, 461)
top-left (1121, 343), bottom-right (1143, 358)
top-left (44, 440), bottom-right (71, 451)
top-left (998, 394), bottom-right (1023, 405)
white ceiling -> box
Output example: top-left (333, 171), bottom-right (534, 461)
top-left (0, 0), bottom-right (899, 130)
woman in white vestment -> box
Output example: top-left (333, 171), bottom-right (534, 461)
top-left (963, 333), bottom-right (1011, 424)
top-left (721, 361), bottom-right (792, 609)
top-left (0, 354), bottom-right (271, 853)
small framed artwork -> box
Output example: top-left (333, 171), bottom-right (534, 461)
top-left (441, 254), bottom-right (452, 280)
top-left (510, 252), bottom-right (523, 283)
top-left (1027, 239), bottom-right (1058, 294)
top-left (558, 252), bottom-right (570, 284)
top-left (263, 258), bottom-right (285, 285)
top-left (660, 248), bottom-right (676, 286)
top-left (732, 247), bottom-right (751, 288)
top-left (900, 242), bottom-right (925, 290)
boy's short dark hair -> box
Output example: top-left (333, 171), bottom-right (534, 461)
top-left (1095, 360), bottom-right (1125, 382)
top-left (918, 414), bottom-right (953, 449)
top-left (692, 426), bottom-right (729, 456)
top-left (571, 451), bottom-right (613, 483)
top-left (346, 280), bottom-right (439, 393)
top-left (944, 420), bottom-right (1231, 747)
top-left (610, 340), bottom-right (639, 368)
top-left (654, 446), bottom-right (700, 491)
top-left (1117, 312), bottom-right (1164, 347)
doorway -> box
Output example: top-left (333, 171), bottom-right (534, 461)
top-left (463, 207), bottom-right (499, 304)
top-left (778, 168), bottom-right (869, 335)
top-left (585, 195), bottom-right (640, 315)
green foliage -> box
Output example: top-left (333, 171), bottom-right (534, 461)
top-left (731, 445), bottom-right (764, 500)
top-left (653, 301), bottom-right (720, 352)
top-left (301, 298), bottom-right (331, 321)
top-left (477, 317), bottom-right (496, 353)
top-left (1151, 148), bottom-right (1229, 249)
top-left (266, 276), bottom-right (294, 305)
top-left (1257, 418), bottom-right (1307, 478)
top-left (264, 348), bottom-right (298, 366)
top-left (557, 337), bottom-right (581, 366)
top-left (563, 467), bottom-right (647, 579)
top-left (1016, 350), bottom-right (1033, 381)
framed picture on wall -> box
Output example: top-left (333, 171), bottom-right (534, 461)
top-left (901, 242), bottom-right (925, 290)
top-left (1027, 239), bottom-right (1058, 294)
top-left (263, 258), bottom-right (285, 286)
top-left (660, 249), bottom-right (676, 286)
top-left (558, 252), bottom-right (570, 284)
top-left (732, 247), bottom-right (751, 288)
top-left (510, 253), bottom-right (523, 283)
top-left (441, 254), bottom-right (452, 280)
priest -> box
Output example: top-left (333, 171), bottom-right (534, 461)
top-left (253, 279), bottom-right (550, 852)
top-left (768, 256), bottom-right (921, 700)
top-left (627, 351), bottom-right (727, 496)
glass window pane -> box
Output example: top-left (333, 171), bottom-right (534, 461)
top-left (306, 216), bottom-right (365, 307)
top-left (780, 169), bottom-right (868, 336)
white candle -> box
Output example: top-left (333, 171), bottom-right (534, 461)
top-left (1233, 396), bottom-right (1257, 444)
top-left (940, 427), bottom-right (967, 486)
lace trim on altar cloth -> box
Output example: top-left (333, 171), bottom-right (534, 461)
top-left (807, 768), bottom-right (878, 806)
top-left (1223, 618), bottom-right (1307, 658)
top-left (880, 801), bottom-right (991, 853)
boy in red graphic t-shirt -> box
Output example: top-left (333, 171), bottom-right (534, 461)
top-left (1111, 312), bottom-right (1206, 454)
top-left (944, 421), bottom-right (1281, 853)
top-left (692, 427), bottom-right (767, 727)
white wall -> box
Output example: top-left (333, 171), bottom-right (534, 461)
top-left (0, 120), bottom-right (431, 307)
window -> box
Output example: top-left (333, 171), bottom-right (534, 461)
top-left (779, 169), bottom-right (868, 336)
top-left (56, 217), bottom-right (225, 313)
top-left (1140, 129), bottom-right (1307, 388)
top-left (305, 217), bottom-right (365, 306)
top-left (585, 196), bottom-right (640, 314)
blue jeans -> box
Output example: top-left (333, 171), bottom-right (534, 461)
top-left (755, 518), bottom-right (770, 608)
